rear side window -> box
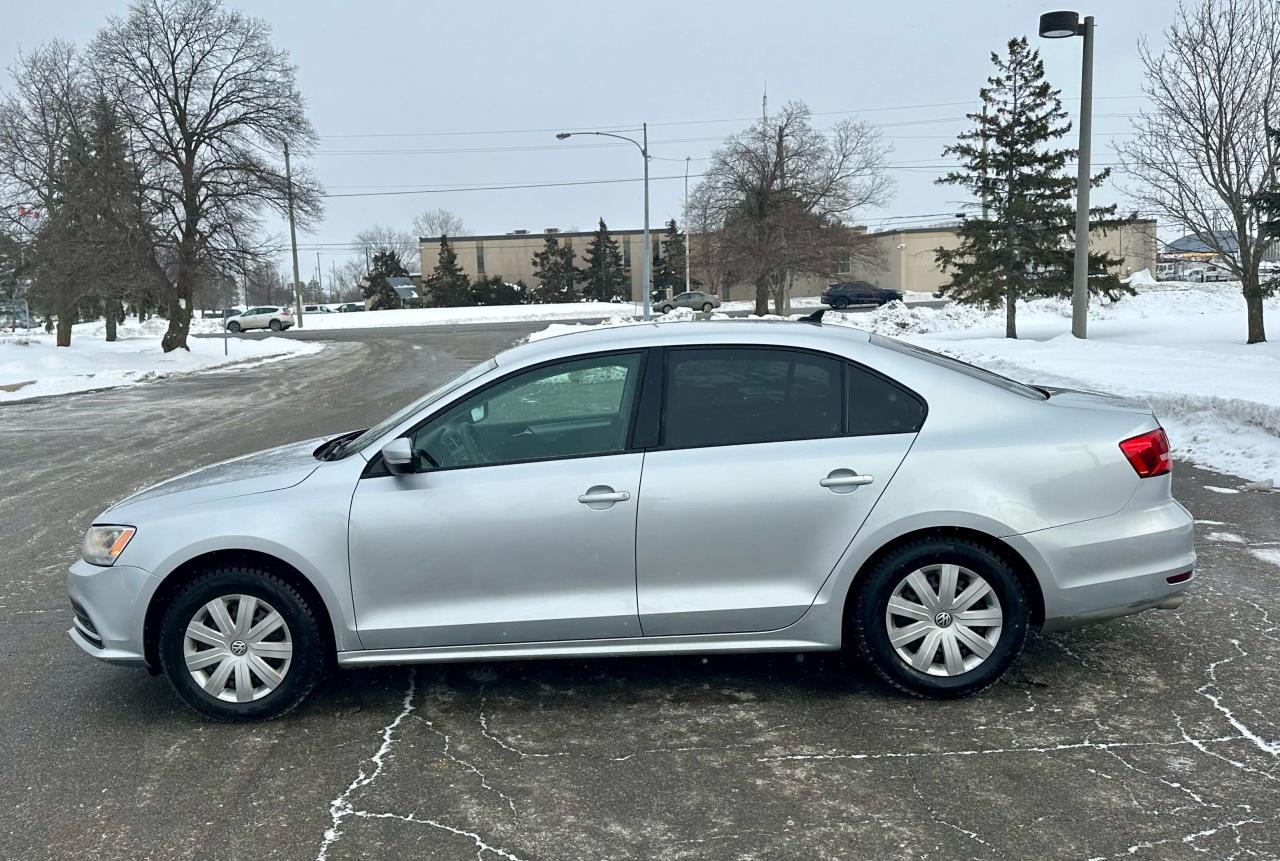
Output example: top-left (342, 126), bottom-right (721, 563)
top-left (846, 364), bottom-right (925, 435)
top-left (663, 347), bottom-right (842, 448)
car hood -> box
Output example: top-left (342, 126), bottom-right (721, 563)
top-left (105, 436), bottom-right (326, 514)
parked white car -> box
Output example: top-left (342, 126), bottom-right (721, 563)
top-left (226, 306), bottom-right (293, 332)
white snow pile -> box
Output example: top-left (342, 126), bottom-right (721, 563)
top-left (527, 281), bottom-right (1280, 484)
top-left (296, 301), bottom-right (641, 331)
top-left (0, 317), bottom-right (321, 402)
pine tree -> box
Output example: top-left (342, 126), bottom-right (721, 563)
top-left (425, 236), bottom-right (472, 307)
top-left (469, 275), bottom-right (527, 306)
top-left (935, 37), bottom-right (1129, 338)
top-left (1255, 128), bottom-right (1280, 280)
top-left (530, 234), bottom-right (578, 303)
top-left (653, 218), bottom-right (687, 297)
top-left (580, 218), bottom-right (628, 301)
top-left (362, 250), bottom-right (404, 310)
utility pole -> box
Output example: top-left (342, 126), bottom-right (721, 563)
top-left (315, 251), bottom-right (322, 304)
top-left (641, 122), bottom-right (651, 320)
top-left (283, 141), bottom-right (304, 328)
top-left (330, 261), bottom-right (338, 303)
top-left (684, 156), bottom-right (692, 297)
top-left (1071, 15), bottom-right (1095, 339)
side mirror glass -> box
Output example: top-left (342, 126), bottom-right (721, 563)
top-left (381, 437), bottom-right (415, 475)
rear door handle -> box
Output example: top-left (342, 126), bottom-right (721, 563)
top-left (820, 470), bottom-right (874, 493)
top-left (578, 485), bottom-right (631, 508)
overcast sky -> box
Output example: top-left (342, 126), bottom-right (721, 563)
top-left (3, 0), bottom-right (1174, 276)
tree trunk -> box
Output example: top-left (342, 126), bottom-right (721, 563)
top-left (161, 280), bottom-right (193, 352)
top-left (754, 279), bottom-right (770, 316)
top-left (55, 302), bottom-right (73, 347)
top-left (772, 271), bottom-right (793, 316)
top-left (104, 302), bottom-right (118, 342)
top-left (1005, 283), bottom-right (1017, 339)
top-left (1242, 272), bottom-right (1267, 344)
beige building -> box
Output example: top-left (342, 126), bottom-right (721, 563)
top-left (842, 218), bottom-right (1158, 295)
top-left (420, 228), bottom-right (662, 301)
top-left (420, 218), bottom-right (1158, 302)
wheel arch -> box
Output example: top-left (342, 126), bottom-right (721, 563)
top-left (839, 526), bottom-right (1045, 637)
top-left (142, 548), bottom-right (336, 671)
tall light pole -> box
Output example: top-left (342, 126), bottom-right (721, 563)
top-left (283, 140), bottom-right (304, 329)
top-left (556, 125), bottom-right (651, 319)
top-left (684, 156), bottom-right (692, 297)
top-left (1040, 9), bottom-right (1094, 339)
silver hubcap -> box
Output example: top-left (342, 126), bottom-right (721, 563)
top-left (884, 564), bottom-right (1003, 677)
top-left (183, 594), bottom-right (293, 702)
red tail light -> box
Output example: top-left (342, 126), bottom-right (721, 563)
top-left (281, 308), bottom-right (291, 315)
top-left (1119, 428), bottom-right (1172, 478)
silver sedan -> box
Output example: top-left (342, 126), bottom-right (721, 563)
top-left (656, 290), bottom-right (721, 314)
top-left (68, 319), bottom-right (1194, 720)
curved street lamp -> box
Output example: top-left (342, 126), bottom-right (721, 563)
top-left (1039, 9), bottom-right (1095, 339)
top-left (556, 125), bottom-right (651, 320)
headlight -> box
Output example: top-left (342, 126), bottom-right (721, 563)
top-left (81, 525), bottom-right (136, 567)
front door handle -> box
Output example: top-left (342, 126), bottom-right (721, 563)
top-left (820, 470), bottom-right (874, 493)
top-left (578, 485), bottom-right (631, 509)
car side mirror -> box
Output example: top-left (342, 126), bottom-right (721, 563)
top-left (381, 438), bottom-right (415, 475)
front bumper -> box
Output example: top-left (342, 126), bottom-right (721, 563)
top-left (1005, 498), bottom-right (1196, 632)
top-left (66, 560), bottom-right (158, 667)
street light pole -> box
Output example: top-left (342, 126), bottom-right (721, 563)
top-left (555, 125), bottom-right (651, 319)
top-left (283, 141), bottom-right (304, 329)
top-left (684, 156), bottom-right (692, 296)
top-left (1040, 9), bottom-right (1094, 339)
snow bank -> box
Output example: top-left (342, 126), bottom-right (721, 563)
top-left (294, 301), bottom-right (641, 331)
top-left (0, 318), bottom-right (321, 402)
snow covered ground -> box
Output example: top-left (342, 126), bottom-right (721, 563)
top-left (529, 282), bottom-right (1280, 485)
top-left (0, 317), bottom-right (321, 403)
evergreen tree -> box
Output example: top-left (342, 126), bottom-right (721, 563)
top-left (580, 218), bottom-right (628, 301)
top-left (1255, 128), bottom-right (1280, 284)
top-left (652, 218), bottom-right (687, 296)
top-left (530, 234), bottom-right (578, 302)
top-left (470, 275), bottom-right (527, 306)
top-left (425, 236), bottom-right (472, 307)
top-left (362, 250), bottom-right (404, 310)
top-left (935, 37), bottom-right (1129, 338)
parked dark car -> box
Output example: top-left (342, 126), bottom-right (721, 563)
top-left (821, 281), bottom-right (904, 309)
top-left (336, 302), bottom-right (365, 313)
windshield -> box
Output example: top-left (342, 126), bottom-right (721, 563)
top-left (869, 334), bottom-right (1048, 400)
top-left (331, 358), bottom-right (497, 458)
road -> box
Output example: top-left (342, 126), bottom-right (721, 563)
top-left (2, 323), bottom-right (1278, 861)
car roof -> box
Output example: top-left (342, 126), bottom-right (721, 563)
top-left (497, 319), bottom-right (871, 368)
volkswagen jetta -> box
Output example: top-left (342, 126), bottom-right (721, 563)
top-left (68, 319), bottom-right (1195, 720)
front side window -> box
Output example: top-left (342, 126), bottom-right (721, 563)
top-left (409, 352), bottom-right (644, 469)
top-left (663, 348), bottom-right (842, 448)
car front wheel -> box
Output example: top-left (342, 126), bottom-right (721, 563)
top-left (850, 537), bottom-right (1028, 698)
top-left (158, 565), bottom-right (326, 721)
top-left (226, 321), bottom-right (241, 333)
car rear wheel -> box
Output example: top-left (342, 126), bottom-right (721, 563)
top-left (269, 319), bottom-right (282, 331)
top-left (701, 302), bottom-right (713, 313)
top-left (833, 296), bottom-right (850, 309)
top-left (850, 537), bottom-right (1027, 698)
top-left (158, 566), bottom-right (326, 721)
top-left (226, 321), bottom-right (241, 333)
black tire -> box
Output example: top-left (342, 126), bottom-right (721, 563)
top-left (226, 321), bottom-right (241, 333)
top-left (701, 302), bottom-right (714, 313)
top-left (158, 565), bottom-right (327, 722)
top-left (659, 304), bottom-right (673, 314)
top-left (849, 537), bottom-right (1027, 699)
top-left (269, 319), bottom-right (282, 331)
top-left (833, 296), bottom-right (850, 309)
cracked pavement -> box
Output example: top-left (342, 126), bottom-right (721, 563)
top-left (1, 322), bottom-right (1278, 860)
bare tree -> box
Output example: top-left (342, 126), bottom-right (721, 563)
top-left (1119, 0), bottom-right (1280, 344)
top-left (691, 101), bottom-right (892, 315)
top-left (92, 0), bottom-right (322, 352)
top-left (413, 208), bottom-right (466, 239)
top-left (352, 225), bottom-right (418, 272)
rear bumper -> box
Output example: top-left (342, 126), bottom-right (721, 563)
top-left (1005, 498), bottom-right (1196, 632)
top-left (66, 560), bottom-right (157, 667)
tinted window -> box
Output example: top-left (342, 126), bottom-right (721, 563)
top-left (411, 352), bottom-right (643, 469)
top-left (664, 348), bottom-right (842, 448)
top-left (846, 364), bottom-right (926, 435)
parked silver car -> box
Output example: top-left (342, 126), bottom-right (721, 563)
top-left (69, 319), bottom-right (1194, 720)
top-left (226, 305), bottom-right (293, 332)
top-left (657, 290), bottom-right (721, 314)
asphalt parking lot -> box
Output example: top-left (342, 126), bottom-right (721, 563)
top-left (2, 322), bottom-right (1278, 860)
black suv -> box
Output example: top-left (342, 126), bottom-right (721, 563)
top-left (821, 281), bottom-right (904, 309)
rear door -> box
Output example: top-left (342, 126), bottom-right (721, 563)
top-left (636, 346), bottom-right (924, 636)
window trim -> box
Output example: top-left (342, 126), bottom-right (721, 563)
top-left (653, 343), bottom-right (927, 453)
top-left (363, 348), bottom-right (650, 478)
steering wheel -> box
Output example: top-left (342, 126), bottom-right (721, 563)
top-left (458, 422), bottom-right (486, 464)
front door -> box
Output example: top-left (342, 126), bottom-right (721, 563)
top-left (636, 346), bottom-right (924, 636)
top-left (349, 351), bottom-right (648, 650)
